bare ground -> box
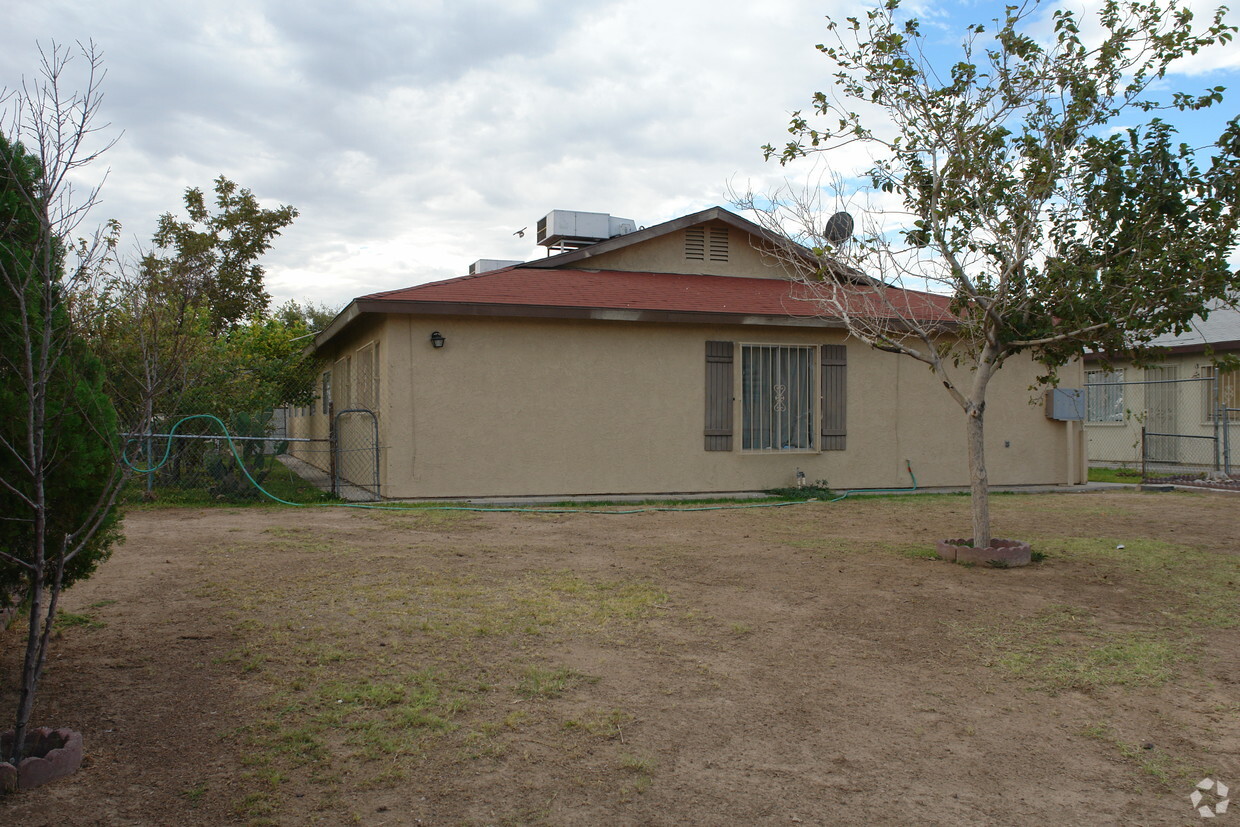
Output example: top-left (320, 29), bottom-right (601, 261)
top-left (2, 489), bottom-right (1238, 826)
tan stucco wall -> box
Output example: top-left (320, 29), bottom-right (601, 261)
top-left (286, 315), bottom-right (388, 483)
top-left (576, 220), bottom-right (790, 278)
top-left (348, 313), bottom-right (1083, 499)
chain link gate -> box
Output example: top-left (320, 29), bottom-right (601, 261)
top-left (332, 409), bottom-right (380, 501)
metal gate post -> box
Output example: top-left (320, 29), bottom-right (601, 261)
top-left (1225, 412), bottom-right (1233, 476)
top-left (329, 407), bottom-right (338, 498)
top-left (1214, 374), bottom-right (1222, 471)
top-left (1140, 426), bottom-right (1147, 482)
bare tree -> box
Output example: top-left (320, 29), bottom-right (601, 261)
top-left (740, 0), bottom-right (1240, 549)
top-left (75, 248), bottom-right (213, 445)
top-left (0, 42), bottom-right (126, 775)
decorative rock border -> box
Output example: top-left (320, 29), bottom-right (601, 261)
top-left (0, 728), bottom-right (83, 793)
top-left (1145, 475), bottom-right (1240, 492)
top-left (936, 538), bottom-right (1032, 567)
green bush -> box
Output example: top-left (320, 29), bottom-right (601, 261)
top-left (767, 479), bottom-right (834, 500)
top-left (0, 135), bottom-right (123, 609)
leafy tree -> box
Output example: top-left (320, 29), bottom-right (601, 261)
top-left (185, 315), bottom-right (320, 417)
top-left (746, 0), bottom-right (1240, 548)
top-left (0, 44), bottom-right (124, 774)
top-left (81, 179), bottom-right (309, 433)
top-left (275, 298), bottom-right (341, 334)
top-left (144, 176), bottom-right (298, 335)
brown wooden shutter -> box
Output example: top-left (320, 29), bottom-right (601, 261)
top-left (820, 345), bottom-right (847, 451)
top-left (704, 341), bottom-right (734, 451)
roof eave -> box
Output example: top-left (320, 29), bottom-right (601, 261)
top-left (1083, 337), bottom-right (1240, 361)
top-left (311, 298), bottom-right (952, 350)
top-left (350, 297), bottom-right (951, 331)
top-left (352, 298), bottom-right (849, 328)
top-left (313, 300), bottom-right (362, 350)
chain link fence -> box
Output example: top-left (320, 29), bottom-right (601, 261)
top-left (126, 407), bottom-right (383, 503)
top-left (1084, 375), bottom-right (1238, 482)
top-left (126, 431), bottom-right (334, 503)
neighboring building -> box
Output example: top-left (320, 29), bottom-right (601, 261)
top-left (287, 207), bottom-right (1087, 499)
top-left (1083, 301), bottom-right (1240, 471)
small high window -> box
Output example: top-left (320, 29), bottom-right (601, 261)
top-left (356, 341), bottom-right (380, 412)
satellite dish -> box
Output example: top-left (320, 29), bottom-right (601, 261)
top-left (823, 211), bottom-right (854, 245)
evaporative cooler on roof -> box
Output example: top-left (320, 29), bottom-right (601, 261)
top-left (536, 210), bottom-right (636, 250)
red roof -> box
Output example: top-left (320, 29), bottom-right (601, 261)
top-left (361, 268), bottom-right (951, 322)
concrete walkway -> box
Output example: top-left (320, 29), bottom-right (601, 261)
top-left (269, 466), bottom-right (1236, 507)
top-left (381, 481), bottom-right (1139, 508)
top-left (278, 454), bottom-right (379, 503)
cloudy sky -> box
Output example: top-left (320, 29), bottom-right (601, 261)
top-left (4, 0), bottom-right (1238, 312)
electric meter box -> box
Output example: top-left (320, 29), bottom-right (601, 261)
top-left (1045, 388), bottom-right (1085, 421)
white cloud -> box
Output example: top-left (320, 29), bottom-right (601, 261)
top-left (1031, 0), bottom-right (1240, 74)
top-left (5, 0), bottom-right (861, 308)
top-left (6, 0), bottom-right (1235, 310)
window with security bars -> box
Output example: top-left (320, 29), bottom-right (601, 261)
top-left (742, 345), bottom-right (815, 450)
top-left (1085, 369), bottom-right (1124, 422)
top-left (1201, 365), bottom-right (1240, 421)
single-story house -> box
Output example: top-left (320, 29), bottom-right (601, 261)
top-left (1083, 301), bottom-right (1240, 471)
top-left (287, 207), bottom-right (1087, 499)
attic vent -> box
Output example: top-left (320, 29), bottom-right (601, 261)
top-left (685, 227), bottom-right (729, 262)
top-left (685, 227), bottom-right (705, 260)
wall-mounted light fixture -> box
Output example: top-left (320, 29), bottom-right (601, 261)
top-left (429, 330), bottom-right (446, 349)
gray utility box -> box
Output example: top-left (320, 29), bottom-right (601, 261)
top-left (1045, 388), bottom-right (1084, 421)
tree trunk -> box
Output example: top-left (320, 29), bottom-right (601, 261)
top-left (10, 529), bottom-right (44, 767)
top-left (966, 402), bottom-right (991, 550)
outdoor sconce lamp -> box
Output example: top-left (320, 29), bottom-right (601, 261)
top-left (430, 331), bottom-right (446, 349)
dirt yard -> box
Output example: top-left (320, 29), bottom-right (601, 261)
top-left (2, 490), bottom-right (1238, 825)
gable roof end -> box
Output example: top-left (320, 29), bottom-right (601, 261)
top-left (519, 206), bottom-right (818, 271)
